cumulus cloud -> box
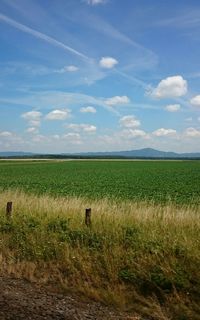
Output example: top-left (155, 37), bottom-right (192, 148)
top-left (119, 115), bottom-right (140, 128)
top-left (190, 95), bottom-right (200, 107)
top-left (28, 120), bottom-right (40, 127)
top-left (46, 109), bottom-right (71, 120)
top-left (105, 95), bottom-right (130, 106)
top-left (80, 106), bottom-right (96, 113)
top-left (184, 127), bottom-right (200, 137)
top-left (99, 57), bottom-right (118, 69)
top-left (21, 111), bottom-right (42, 121)
top-left (21, 110), bottom-right (42, 132)
top-left (0, 131), bottom-right (13, 137)
top-left (152, 128), bottom-right (177, 137)
top-left (165, 104), bottom-right (181, 112)
top-left (150, 75), bottom-right (187, 99)
top-left (86, 0), bottom-right (107, 5)
top-left (26, 127), bottom-right (39, 134)
top-left (121, 129), bottom-right (147, 138)
top-left (0, 131), bottom-right (24, 151)
top-left (31, 134), bottom-right (46, 143)
top-left (67, 123), bottom-right (97, 133)
top-left (63, 133), bottom-right (82, 144)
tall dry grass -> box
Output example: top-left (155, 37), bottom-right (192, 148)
top-left (0, 189), bottom-right (200, 319)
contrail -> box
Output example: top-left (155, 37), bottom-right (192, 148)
top-left (0, 13), bottom-right (150, 92)
top-left (114, 69), bottom-right (148, 89)
top-left (0, 13), bottom-right (91, 62)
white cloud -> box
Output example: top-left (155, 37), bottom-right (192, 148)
top-left (198, 117), bottom-right (200, 122)
top-left (67, 123), bottom-right (97, 133)
top-left (185, 117), bottom-right (193, 122)
top-left (152, 128), bottom-right (177, 137)
top-left (99, 57), bottom-right (118, 69)
top-left (46, 109), bottom-right (71, 120)
top-left (105, 95), bottom-right (130, 106)
top-left (31, 134), bottom-right (46, 142)
top-left (80, 106), bottom-right (96, 113)
top-left (21, 111), bottom-right (42, 121)
top-left (6, 91), bottom-right (119, 117)
top-left (121, 129), bottom-right (147, 138)
top-left (86, 0), bottom-right (106, 5)
top-left (150, 75), bottom-right (187, 99)
top-left (184, 127), bottom-right (200, 137)
top-left (29, 120), bottom-right (40, 127)
top-left (63, 133), bottom-right (82, 144)
top-left (65, 65), bottom-right (79, 72)
top-left (52, 135), bottom-right (60, 140)
top-left (82, 125), bottom-right (96, 133)
top-left (63, 133), bottom-right (80, 139)
top-left (26, 127), bottom-right (39, 134)
top-left (0, 131), bottom-right (24, 151)
top-left (190, 95), bottom-right (200, 107)
top-left (21, 111), bottom-right (42, 130)
top-left (165, 104), bottom-right (181, 112)
top-left (119, 115), bottom-right (140, 128)
top-left (0, 131), bottom-right (13, 137)
top-left (56, 65), bottom-right (79, 73)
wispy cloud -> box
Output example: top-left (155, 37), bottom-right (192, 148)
top-left (165, 104), bottom-right (181, 112)
top-left (85, 0), bottom-right (107, 5)
top-left (84, 11), bottom-right (157, 62)
top-left (157, 9), bottom-right (200, 29)
top-left (58, 8), bottom-right (158, 70)
top-left (0, 13), bottom-right (91, 62)
top-left (54, 65), bottom-right (79, 73)
top-left (115, 69), bottom-right (148, 89)
top-left (66, 123), bottom-right (97, 133)
top-left (0, 91), bottom-right (120, 115)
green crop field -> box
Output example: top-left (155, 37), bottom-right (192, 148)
top-left (0, 160), bottom-right (199, 204)
top-left (0, 161), bottom-right (200, 318)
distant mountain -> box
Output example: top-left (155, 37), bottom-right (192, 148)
top-left (73, 148), bottom-right (200, 159)
top-left (0, 152), bottom-right (34, 157)
top-left (1, 148), bottom-right (200, 159)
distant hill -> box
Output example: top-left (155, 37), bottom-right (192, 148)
top-left (1, 148), bottom-right (200, 159)
top-left (0, 152), bottom-right (34, 157)
top-left (75, 148), bottom-right (200, 159)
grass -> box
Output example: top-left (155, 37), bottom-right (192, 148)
top-left (0, 190), bottom-right (200, 319)
top-left (0, 160), bottom-right (199, 204)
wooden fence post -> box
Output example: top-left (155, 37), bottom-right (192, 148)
top-left (6, 202), bottom-right (12, 218)
top-left (85, 208), bottom-right (91, 227)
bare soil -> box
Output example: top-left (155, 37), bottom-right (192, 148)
top-left (0, 276), bottom-right (139, 320)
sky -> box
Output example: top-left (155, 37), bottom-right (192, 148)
top-left (0, 0), bottom-right (200, 154)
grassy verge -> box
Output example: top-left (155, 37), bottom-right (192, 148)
top-left (0, 190), bottom-right (200, 319)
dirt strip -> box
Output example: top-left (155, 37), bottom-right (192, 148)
top-left (0, 276), bottom-right (140, 320)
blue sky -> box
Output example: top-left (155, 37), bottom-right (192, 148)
top-left (0, 0), bottom-right (200, 153)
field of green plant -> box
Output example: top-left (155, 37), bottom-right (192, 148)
top-left (0, 160), bottom-right (199, 204)
top-left (0, 161), bottom-right (200, 319)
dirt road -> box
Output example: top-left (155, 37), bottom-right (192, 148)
top-left (0, 276), bottom-right (139, 320)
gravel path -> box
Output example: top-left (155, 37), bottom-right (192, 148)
top-left (0, 276), bottom-right (139, 320)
